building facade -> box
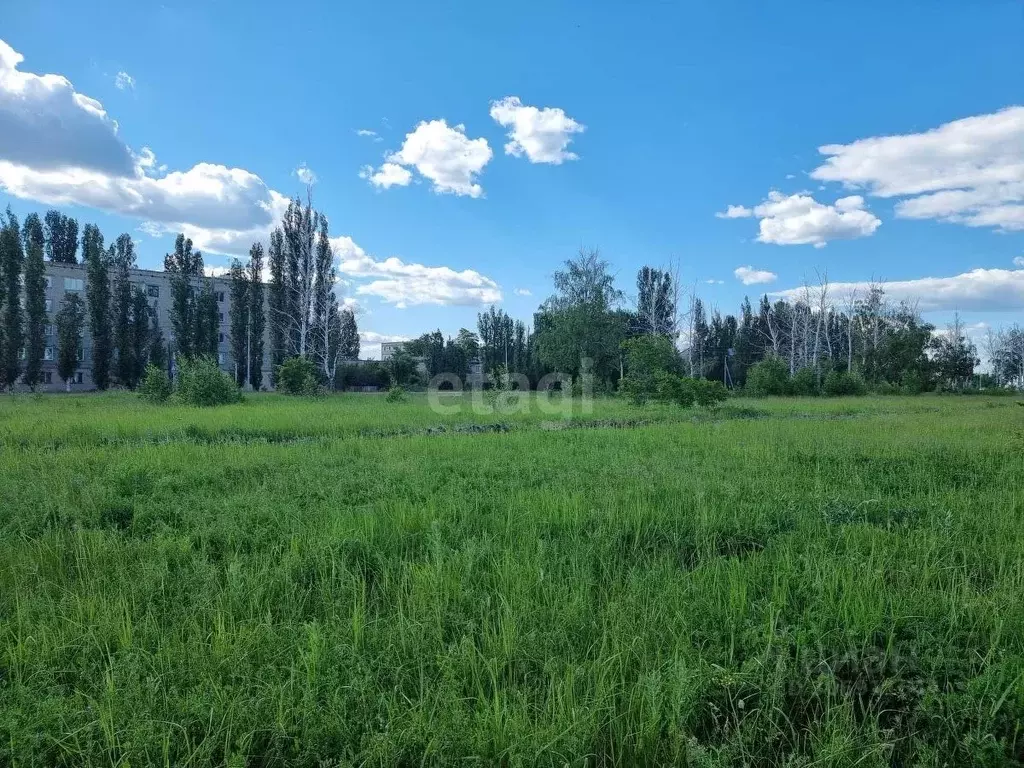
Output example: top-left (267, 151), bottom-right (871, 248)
top-left (31, 261), bottom-right (270, 391)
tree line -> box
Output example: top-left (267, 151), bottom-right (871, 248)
top-left (391, 248), bottom-right (1016, 395)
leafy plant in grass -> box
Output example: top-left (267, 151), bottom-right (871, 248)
top-left (824, 369), bottom-right (867, 396)
top-left (745, 356), bottom-right (789, 396)
top-left (276, 356), bottom-right (322, 396)
top-left (385, 385), bottom-right (406, 403)
top-left (139, 364), bottom-right (173, 403)
top-left (176, 356), bottom-right (241, 406)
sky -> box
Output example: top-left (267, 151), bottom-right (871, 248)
top-left (1, 0), bottom-right (1022, 357)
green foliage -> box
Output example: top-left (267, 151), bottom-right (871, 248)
top-left (21, 213), bottom-right (46, 389)
top-left (823, 369), bottom-right (867, 396)
top-left (385, 384), bottom-right (406, 403)
top-left (336, 361), bottom-right (391, 390)
top-left (745, 356), bottom-right (789, 396)
top-left (175, 356), bottom-right (241, 406)
top-left (692, 378), bottom-right (729, 407)
top-left (83, 223), bottom-right (111, 389)
top-left (787, 365), bottom-right (820, 396)
top-left (275, 356), bottom-right (321, 396)
top-left (54, 293), bottom-right (84, 389)
top-left (138, 364), bottom-right (172, 403)
top-left (44, 210), bottom-right (78, 264)
top-left (0, 209), bottom-right (25, 389)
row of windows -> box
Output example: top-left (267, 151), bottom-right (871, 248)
top-left (36, 371), bottom-right (85, 385)
top-left (56, 279), bottom-right (225, 303)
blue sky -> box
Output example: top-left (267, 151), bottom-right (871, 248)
top-left (1, 0), bottom-right (1022, 355)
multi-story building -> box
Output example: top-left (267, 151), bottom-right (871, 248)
top-left (32, 261), bottom-right (270, 391)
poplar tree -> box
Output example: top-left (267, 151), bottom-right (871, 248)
top-left (228, 258), bottom-right (249, 385)
top-left (55, 293), bottom-right (84, 391)
top-left (247, 243), bottom-right (265, 390)
top-left (22, 213), bottom-right (47, 389)
top-left (130, 287), bottom-right (151, 385)
top-left (44, 210), bottom-right (79, 264)
top-left (83, 224), bottom-right (112, 389)
top-left (110, 233), bottom-right (137, 386)
top-left (0, 210), bottom-right (25, 389)
top-left (163, 234), bottom-right (203, 361)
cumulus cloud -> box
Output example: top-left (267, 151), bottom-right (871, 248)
top-left (329, 235), bottom-right (502, 308)
top-left (359, 162), bottom-right (412, 189)
top-left (715, 204), bottom-right (752, 219)
top-left (0, 38), bottom-right (287, 256)
top-left (734, 266), bottom-right (777, 285)
top-left (514, 287), bottom-right (532, 296)
top-left (772, 268), bottom-right (1024, 312)
top-left (720, 191), bottom-right (881, 247)
top-left (367, 119), bottom-right (492, 197)
top-left (1013, 256), bottom-right (1024, 267)
top-left (356, 129), bottom-right (381, 141)
top-left (705, 279), bottom-right (724, 285)
top-left (294, 164), bottom-right (317, 185)
top-left (811, 106), bottom-right (1024, 231)
top-left (114, 71), bottom-right (134, 91)
top-left (489, 96), bottom-right (584, 164)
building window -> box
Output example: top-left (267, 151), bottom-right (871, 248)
top-left (64, 277), bottom-right (84, 291)
top-left (147, 284), bottom-right (160, 298)
top-left (216, 291), bottom-right (225, 303)
top-left (218, 332), bottom-right (224, 343)
top-left (45, 299), bottom-right (52, 312)
top-left (217, 352), bottom-right (225, 365)
top-left (45, 276), bottom-right (53, 289)
top-left (218, 312), bottom-right (224, 322)
top-left (43, 371), bottom-right (52, 384)
top-left (44, 346), bottom-right (54, 361)
top-left (75, 371), bottom-right (84, 384)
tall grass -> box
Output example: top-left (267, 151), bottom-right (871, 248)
top-left (0, 394), bottom-right (1022, 765)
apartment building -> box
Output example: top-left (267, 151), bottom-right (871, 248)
top-left (32, 261), bottom-right (270, 391)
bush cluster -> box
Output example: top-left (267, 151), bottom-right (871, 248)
top-left (176, 357), bottom-right (243, 406)
top-left (621, 371), bottom-right (728, 408)
top-left (276, 357), bottom-right (323, 396)
top-left (139, 364), bottom-right (173, 403)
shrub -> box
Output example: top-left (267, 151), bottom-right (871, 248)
top-left (745, 357), bottom-right (789, 396)
top-left (787, 366), bottom-right (820, 396)
top-left (823, 370), bottom-right (867, 396)
top-left (139, 364), bottom-right (172, 403)
top-left (336, 362), bottom-right (391, 390)
top-left (693, 379), bottom-right (729, 407)
top-left (276, 356), bottom-right (321, 396)
top-left (385, 385), bottom-right (406, 403)
top-left (176, 357), bottom-right (242, 407)
top-left (873, 381), bottom-right (898, 396)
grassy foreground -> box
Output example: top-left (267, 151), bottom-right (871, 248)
top-left (1, 393), bottom-right (1022, 766)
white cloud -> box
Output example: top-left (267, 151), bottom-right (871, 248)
top-left (295, 164), bottom-right (318, 185)
top-left (359, 162), bottom-right (412, 189)
top-left (811, 106), bottom-right (1024, 231)
top-left (489, 96), bottom-right (584, 164)
top-left (1013, 256), bottom-right (1024, 267)
top-left (0, 38), bottom-right (288, 256)
top-left (705, 279), bottom-right (724, 285)
top-left (715, 204), bottom-right (752, 219)
top-left (114, 71), bottom-right (134, 91)
top-left (513, 287), bottom-right (532, 296)
top-left (734, 266), bottom-right (778, 285)
top-left (356, 129), bottom-right (382, 142)
top-left (772, 268), bottom-right (1024, 312)
top-left (371, 119), bottom-right (492, 197)
top-left (203, 265), bottom-right (232, 278)
top-left (329, 235), bottom-right (502, 308)
top-left (720, 191), bottom-right (881, 247)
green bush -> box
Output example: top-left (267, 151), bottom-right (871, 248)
top-left (745, 356), bottom-right (789, 396)
top-left (693, 379), bottom-right (729, 407)
top-left (787, 366), bottom-right (820, 396)
top-left (139, 364), bottom-right (172, 403)
top-left (385, 385), bottom-right (406, 403)
top-left (276, 356), bottom-right (321, 396)
top-left (336, 362), bottom-right (391, 390)
top-left (176, 357), bottom-right (242, 407)
top-left (873, 381), bottom-right (898, 395)
top-left (823, 370), bottom-right (867, 396)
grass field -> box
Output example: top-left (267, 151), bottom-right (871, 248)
top-left (1, 393), bottom-right (1022, 766)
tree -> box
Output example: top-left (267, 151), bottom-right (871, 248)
top-left (228, 259), bottom-right (249, 385)
top-left (535, 248), bottom-right (625, 385)
top-left (247, 243), bottom-right (265, 390)
top-left (194, 280), bottom-right (219, 360)
top-left (164, 233), bottom-right (203, 361)
top-left (149, 312), bottom-right (167, 374)
top-left (636, 266), bottom-right (676, 336)
top-left (338, 308), bottom-right (359, 360)
top-left (22, 213), bottom-right (47, 389)
top-left (0, 210), bottom-right (25, 389)
top-left (44, 210), bottom-right (79, 264)
top-left (55, 293), bottom-right (84, 391)
top-left (267, 228), bottom-right (286, 384)
top-left (931, 314), bottom-right (978, 390)
top-left (130, 287), bottom-right (151, 386)
top-left (110, 233), bottom-right (137, 386)
top-left (83, 223), bottom-right (112, 389)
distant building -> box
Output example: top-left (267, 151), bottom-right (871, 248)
top-left (29, 261), bottom-right (271, 391)
top-left (380, 341), bottom-right (406, 360)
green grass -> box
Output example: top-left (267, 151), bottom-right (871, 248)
top-left (1, 393), bottom-right (1022, 766)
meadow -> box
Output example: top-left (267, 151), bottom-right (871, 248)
top-left (1, 393), bottom-right (1022, 766)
